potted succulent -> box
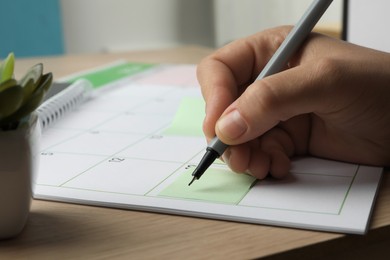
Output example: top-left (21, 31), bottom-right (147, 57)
top-left (0, 53), bottom-right (52, 239)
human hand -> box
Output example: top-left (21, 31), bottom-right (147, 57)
top-left (198, 26), bottom-right (390, 179)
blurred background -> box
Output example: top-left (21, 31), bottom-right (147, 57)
top-left (0, 0), bottom-right (342, 58)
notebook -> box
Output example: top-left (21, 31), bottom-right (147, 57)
top-left (34, 61), bottom-right (383, 234)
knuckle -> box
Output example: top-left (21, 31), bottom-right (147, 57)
top-left (246, 79), bottom-right (286, 120)
top-left (311, 57), bottom-right (344, 85)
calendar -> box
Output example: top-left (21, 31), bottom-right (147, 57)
top-left (34, 62), bottom-right (383, 234)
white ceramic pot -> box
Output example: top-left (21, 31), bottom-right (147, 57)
top-left (0, 113), bottom-right (40, 239)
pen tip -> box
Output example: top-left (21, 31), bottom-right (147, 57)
top-left (188, 176), bottom-right (196, 186)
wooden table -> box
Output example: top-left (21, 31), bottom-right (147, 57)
top-left (1, 46), bottom-right (389, 259)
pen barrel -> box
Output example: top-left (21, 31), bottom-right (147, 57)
top-left (257, 0), bottom-right (333, 80)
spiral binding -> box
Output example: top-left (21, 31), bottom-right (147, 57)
top-left (37, 79), bottom-right (93, 131)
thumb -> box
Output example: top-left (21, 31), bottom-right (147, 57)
top-left (215, 61), bottom-right (333, 145)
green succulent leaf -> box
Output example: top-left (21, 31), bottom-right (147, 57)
top-left (19, 63), bottom-right (43, 96)
top-left (15, 73), bottom-right (53, 118)
top-left (0, 78), bottom-right (18, 92)
top-left (0, 52), bottom-right (15, 83)
top-left (0, 60), bottom-right (53, 129)
top-left (0, 84), bottom-right (23, 121)
top-left (20, 78), bottom-right (35, 104)
top-left (36, 72), bottom-right (53, 93)
top-left (4, 84), bottom-right (47, 124)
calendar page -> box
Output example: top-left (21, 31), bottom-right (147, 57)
top-left (34, 62), bottom-right (383, 234)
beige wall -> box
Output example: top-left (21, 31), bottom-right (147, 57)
top-left (60, 0), bottom-right (342, 54)
top-left (214, 0), bottom-right (342, 46)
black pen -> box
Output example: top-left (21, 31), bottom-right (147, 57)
top-left (189, 0), bottom-right (333, 186)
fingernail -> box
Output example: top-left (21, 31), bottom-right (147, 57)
top-left (222, 149), bottom-right (231, 167)
top-left (246, 169), bottom-right (254, 177)
top-left (217, 110), bottom-right (247, 140)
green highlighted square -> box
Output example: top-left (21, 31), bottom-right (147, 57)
top-left (163, 97), bottom-right (205, 136)
top-left (159, 167), bottom-right (256, 204)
